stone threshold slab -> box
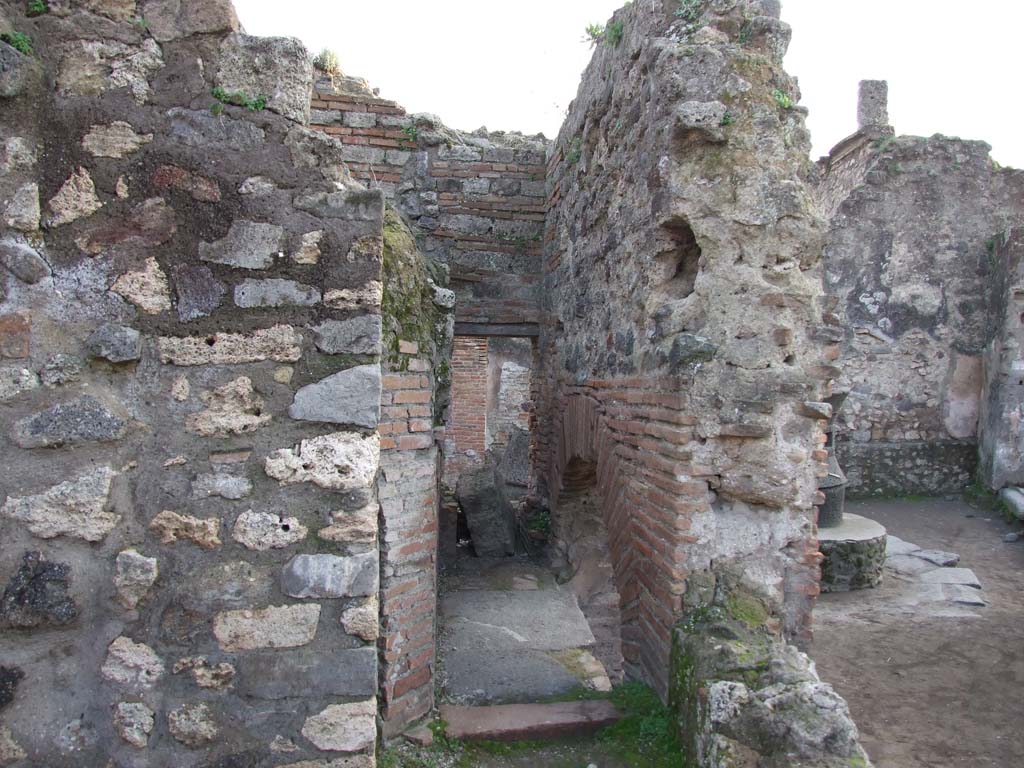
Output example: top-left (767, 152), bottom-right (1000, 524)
top-left (440, 700), bottom-right (622, 742)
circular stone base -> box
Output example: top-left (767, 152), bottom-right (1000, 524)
top-left (819, 513), bottom-right (887, 593)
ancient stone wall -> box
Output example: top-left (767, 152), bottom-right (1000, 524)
top-left (538, 0), bottom-right (831, 695)
top-left (820, 125), bottom-right (1024, 496)
top-left (445, 336), bottom-right (488, 482)
top-left (0, 0), bottom-right (446, 763)
top-left (979, 228), bottom-right (1024, 489)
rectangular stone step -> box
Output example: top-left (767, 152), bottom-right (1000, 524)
top-left (440, 700), bottom-right (622, 742)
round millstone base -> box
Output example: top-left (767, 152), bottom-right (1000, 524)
top-left (819, 513), bottom-right (887, 593)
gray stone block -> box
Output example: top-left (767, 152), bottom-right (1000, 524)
top-left (236, 647), bottom-right (377, 699)
top-left (311, 316), bottom-right (382, 355)
top-left (86, 323), bottom-right (142, 363)
top-left (234, 278), bottom-right (320, 308)
top-left (199, 221), bottom-right (283, 270)
top-left (289, 365), bottom-right (382, 428)
top-left (281, 553), bottom-right (379, 598)
top-left (12, 395), bottom-right (126, 448)
top-left (0, 239), bottom-right (48, 283)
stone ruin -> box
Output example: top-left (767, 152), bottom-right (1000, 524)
top-left (0, 0), bottom-right (1020, 766)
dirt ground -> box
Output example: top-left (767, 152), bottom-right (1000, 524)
top-left (811, 497), bottom-right (1024, 768)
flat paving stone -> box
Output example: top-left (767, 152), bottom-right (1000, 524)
top-left (440, 700), bottom-right (621, 742)
top-left (918, 567), bottom-right (982, 589)
top-left (886, 535), bottom-right (921, 556)
top-left (885, 554), bottom-right (934, 577)
top-left (910, 549), bottom-right (960, 567)
top-left (942, 584), bottom-right (988, 606)
top-left (442, 589), bottom-right (594, 652)
top-left (441, 648), bottom-right (589, 705)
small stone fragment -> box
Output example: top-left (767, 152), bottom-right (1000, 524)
top-left (273, 365), bottom-right (293, 384)
top-left (168, 702), bottom-right (218, 747)
top-left (115, 175), bottom-right (129, 198)
top-left (158, 324), bottom-right (302, 365)
top-left (301, 700), bottom-right (376, 752)
top-left (149, 511), bottom-right (221, 549)
top-left (341, 595), bottom-right (379, 642)
top-left (40, 354), bottom-right (81, 387)
top-left (234, 278), bottom-right (321, 308)
top-left (281, 553), bottom-right (378, 599)
top-left (172, 263), bottom-right (226, 321)
top-left (81, 122), bottom-right (153, 158)
top-left (292, 230), bottom-right (323, 264)
top-left (213, 604), bottom-right (321, 651)
top-left (0, 137), bottom-right (35, 174)
top-left (0, 551), bottom-right (77, 629)
top-left (199, 220), bottom-right (283, 270)
top-left (152, 164), bottom-right (220, 202)
top-left (45, 167), bottom-right (103, 228)
top-left (265, 432), bottom-right (380, 492)
top-left (113, 702), bottom-right (154, 748)
top-left (311, 316), bottom-right (382, 355)
top-left (0, 466), bottom-right (119, 541)
top-left (3, 183), bottom-right (40, 231)
top-left (0, 312), bottom-right (30, 359)
top-left (0, 238), bottom-right (48, 283)
top-left (318, 504), bottom-right (378, 545)
top-left (75, 197), bottom-right (177, 255)
top-left (239, 176), bottom-right (276, 194)
top-left (114, 550), bottom-right (158, 609)
top-left (101, 636), bottom-right (165, 690)
top-left (0, 366), bottom-right (38, 401)
top-left (186, 376), bottom-right (271, 436)
top-left (232, 509), bottom-right (308, 550)
top-left (324, 280), bottom-right (383, 310)
top-left (111, 256), bottom-right (172, 314)
top-left (171, 375), bottom-right (190, 401)
top-left (289, 365), bottom-right (381, 428)
top-left (1003, 532), bottom-right (1020, 543)
top-left (87, 323), bottom-right (142, 362)
top-left (172, 657), bottom-right (236, 690)
top-left (11, 395), bottom-right (125, 448)
top-left (192, 471), bottom-right (252, 500)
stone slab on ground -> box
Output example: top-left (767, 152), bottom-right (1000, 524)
top-left (440, 648), bottom-right (591, 705)
top-left (440, 700), bottom-right (621, 742)
top-left (885, 535), bottom-right (921, 556)
top-left (918, 567), bottom-right (982, 589)
top-left (441, 589), bottom-right (594, 652)
top-left (910, 549), bottom-right (960, 567)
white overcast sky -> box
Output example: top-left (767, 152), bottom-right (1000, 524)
top-left (234, 0), bottom-right (1024, 168)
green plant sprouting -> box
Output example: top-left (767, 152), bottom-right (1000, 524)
top-left (565, 136), bottom-right (582, 164)
top-left (26, 0), bottom-right (48, 17)
top-left (585, 20), bottom-right (625, 48)
top-left (675, 0), bottom-right (702, 23)
top-left (401, 124), bottom-right (419, 147)
top-left (605, 19), bottom-right (625, 46)
top-left (1, 31), bottom-right (32, 56)
top-left (132, 16), bottom-right (149, 31)
top-left (211, 86), bottom-right (267, 112)
top-left (312, 47), bottom-right (341, 74)
top-left (772, 88), bottom-right (793, 109)
top-left (720, 111), bottom-right (735, 127)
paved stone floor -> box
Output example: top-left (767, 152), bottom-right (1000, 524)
top-left (437, 555), bottom-right (611, 705)
top-left (812, 497), bottom-right (1024, 767)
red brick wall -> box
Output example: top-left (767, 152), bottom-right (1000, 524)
top-left (378, 344), bottom-right (440, 735)
top-left (445, 336), bottom-right (489, 483)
